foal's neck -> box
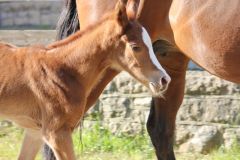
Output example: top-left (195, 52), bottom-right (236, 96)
top-left (47, 18), bottom-right (122, 95)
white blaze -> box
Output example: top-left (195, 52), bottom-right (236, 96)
top-left (141, 27), bottom-right (166, 72)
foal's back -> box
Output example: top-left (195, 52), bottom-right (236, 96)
top-left (0, 42), bottom-right (25, 93)
top-left (0, 42), bottom-right (43, 87)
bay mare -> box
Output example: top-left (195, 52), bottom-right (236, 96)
top-left (0, 1), bottom-right (171, 160)
top-left (43, 0), bottom-right (240, 160)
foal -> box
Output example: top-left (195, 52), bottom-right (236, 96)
top-left (0, 1), bottom-right (170, 160)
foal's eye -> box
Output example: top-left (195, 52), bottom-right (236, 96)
top-left (130, 44), bottom-right (141, 52)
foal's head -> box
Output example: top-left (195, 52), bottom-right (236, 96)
top-left (109, 0), bottom-right (171, 96)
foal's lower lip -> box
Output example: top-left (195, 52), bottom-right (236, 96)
top-left (149, 82), bottom-right (161, 93)
top-left (149, 82), bottom-right (156, 91)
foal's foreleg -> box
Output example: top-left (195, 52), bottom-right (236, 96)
top-left (43, 128), bottom-right (75, 160)
top-left (18, 129), bottom-right (43, 160)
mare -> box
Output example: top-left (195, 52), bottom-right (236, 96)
top-left (0, 1), bottom-right (171, 160)
top-left (44, 0), bottom-right (240, 160)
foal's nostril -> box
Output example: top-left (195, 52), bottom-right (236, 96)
top-left (161, 76), bottom-right (168, 86)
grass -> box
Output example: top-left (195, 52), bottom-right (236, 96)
top-left (73, 124), bottom-right (155, 160)
top-left (209, 143), bottom-right (240, 160)
top-left (176, 143), bottom-right (240, 160)
top-left (0, 122), bottom-right (240, 160)
top-left (0, 126), bottom-right (23, 160)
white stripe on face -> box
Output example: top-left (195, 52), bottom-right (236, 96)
top-left (141, 27), bottom-right (165, 71)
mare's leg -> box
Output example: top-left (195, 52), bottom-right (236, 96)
top-left (18, 129), bottom-right (43, 160)
top-left (43, 127), bottom-right (75, 160)
top-left (44, 144), bottom-right (56, 160)
top-left (147, 40), bottom-right (189, 160)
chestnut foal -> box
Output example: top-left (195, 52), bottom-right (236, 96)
top-left (0, 1), bottom-right (170, 160)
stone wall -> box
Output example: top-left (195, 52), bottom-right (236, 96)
top-left (0, 0), bottom-right (62, 29)
top-left (1, 30), bottom-right (240, 153)
top-left (0, 30), bottom-right (56, 45)
top-left (84, 71), bottom-right (240, 153)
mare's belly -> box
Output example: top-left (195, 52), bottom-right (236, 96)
top-left (169, 0), bottom-right (240, 83)
top-left (190, 51), bottom-right (240, 83)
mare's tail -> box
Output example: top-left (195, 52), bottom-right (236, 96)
top-left (43, 0), bottom-right (80, 159)
top-left (56, 0), bottom-right (80, 40)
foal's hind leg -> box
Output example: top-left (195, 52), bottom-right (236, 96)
top-left (18, 129), bottom-right (43, 160)
top-left (147, 40), bottom-right (189, 160)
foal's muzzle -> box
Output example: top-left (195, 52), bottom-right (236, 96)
top-left (148, 75), bottom-right (171, 97)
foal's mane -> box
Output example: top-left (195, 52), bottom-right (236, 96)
top-left (47, 14), bottom-right (113, 50)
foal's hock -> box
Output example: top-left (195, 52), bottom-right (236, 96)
top-left (0, 1), bottom-right (170, 160)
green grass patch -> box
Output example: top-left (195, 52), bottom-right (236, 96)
top-left (0, 122), bottom-right (240, 160)
top-left (209, 142), bottom-right (240, 160)
top-left (0, 126), bottom-right (23, 160)
top-left (73, 123), bottom-right (155, 160)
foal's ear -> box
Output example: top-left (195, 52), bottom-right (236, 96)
top-left (115, 0), bottom-right (129, 31)
top-left (126, 0), bottom-right (140, 20)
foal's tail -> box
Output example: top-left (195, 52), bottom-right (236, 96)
top-left (43, 0), bottom-right (80, 159)
top-left (56, 0), bottom-right (80, 40)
